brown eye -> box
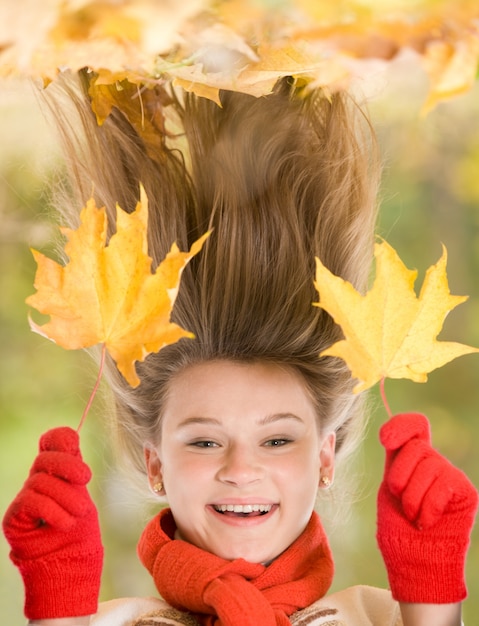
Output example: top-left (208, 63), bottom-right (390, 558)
top-left (190, 440), bottom-right (219, 448)
top-left (264, 438), bottom-right (291, 447)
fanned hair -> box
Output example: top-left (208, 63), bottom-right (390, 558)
top-left (44, 72), bottom-right (380, 484)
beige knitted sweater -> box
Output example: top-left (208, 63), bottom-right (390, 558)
top-left (92, 585), bottom-right (403, 626)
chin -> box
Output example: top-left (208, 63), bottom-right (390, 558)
top-left (217, 545), bottom-right (277, 564)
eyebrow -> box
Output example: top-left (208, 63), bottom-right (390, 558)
top-left (176, 416), bottom-right (222, 429)
top-left (259, 413), bottom-right (304, 426)
top-left (176, 413), bottom-right (304, 429)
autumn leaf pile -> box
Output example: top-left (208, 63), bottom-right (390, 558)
top-left (1, 0), bottom-right (479, 113)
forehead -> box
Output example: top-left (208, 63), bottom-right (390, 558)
top-left (162, 360), bottom-right (318, 426)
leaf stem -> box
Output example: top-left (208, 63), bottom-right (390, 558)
top-left (380, 377), bottom-right (393, 419)
top-left (77, 343), bottom-right (107, 433)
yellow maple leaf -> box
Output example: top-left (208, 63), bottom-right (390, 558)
top-left (26, 188), bottom-right (209, 388)
top-left (313, 240), bottom-right (479, 393)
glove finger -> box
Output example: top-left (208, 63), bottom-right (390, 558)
top-left (39, 427), bottom-right (80, 456)
top-left (401, 453), bottom-right (445, 524)
top-left (386, 438), bottom-right (432, 497)
top-left (418, 464), bottom-right (479, 529)
top-left (28, 473), bottom-right (93, 518)
top-left (30, 450), bottom-right (92, 485)
top-left (380, 413), bottom-right (431, 452)
top-left (413, 472), bottom-right (455, 530)
top-left (3, 489), bottom-right (77, 534)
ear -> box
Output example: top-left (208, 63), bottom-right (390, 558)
top-left (144, 443), bottom-right (165, 495)
top-left (318, 431), bottom-right (336, 486)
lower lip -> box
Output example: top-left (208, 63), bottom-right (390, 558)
top-left (207, 504), bottom-right (278, 526)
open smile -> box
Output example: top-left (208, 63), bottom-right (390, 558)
top-left (213, 503), bottom-right (273, 516)
top-left (207, 502), bottom-right (278, 525)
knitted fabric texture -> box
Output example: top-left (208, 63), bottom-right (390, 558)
top-left (376, 413), bottom-right (478, 603)
top-left (2, 427), bottom-right (104, 619)
top-left (137, 508), bottom-right (334, 626)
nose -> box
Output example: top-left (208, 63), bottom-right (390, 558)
top-left (216, 443), bottom-right (264, 487)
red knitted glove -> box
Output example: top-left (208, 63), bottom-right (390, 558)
top-left (376, 413), bottom-right (478, 604)
top-left (2, 427), bottom-right (104, 620)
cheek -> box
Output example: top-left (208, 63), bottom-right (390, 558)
top-left (273, 448), bottom-right (321, 485)
top-left (163, 451), bottom-right (215, 489)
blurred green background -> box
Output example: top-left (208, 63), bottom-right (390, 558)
top-left (1, 62), bottom-right (478, 623)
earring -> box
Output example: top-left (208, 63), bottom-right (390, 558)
top-left (320, 475), bottom-right (331, 488)
top-left (152, 481), bottom-right (163, 494)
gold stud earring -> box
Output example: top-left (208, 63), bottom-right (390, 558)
top-left (152, 481), bottom-right (163, 494)
top-left (320, 476), bottom-right (331, 488)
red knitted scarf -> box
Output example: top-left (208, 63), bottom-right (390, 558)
top-left (137, 508), bottom-right (334, 626)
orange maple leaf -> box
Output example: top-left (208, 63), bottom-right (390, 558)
top-left (26, 188), bottom-right (209, 387)
top-left (87, 74), bottom-right (174, 162)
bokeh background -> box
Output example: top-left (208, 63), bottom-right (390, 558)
top-left (1, 58), bottom-right (478, 623)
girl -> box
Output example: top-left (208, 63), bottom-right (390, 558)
top-left (3, 75), bottom-right (478, 626)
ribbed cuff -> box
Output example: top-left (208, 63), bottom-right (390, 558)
top-left (17, 551), bottom-right (103, 620)
top-left (382, 537), bottom-right (467, 603)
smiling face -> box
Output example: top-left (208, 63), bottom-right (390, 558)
top-left (145, 360), bottom-right (335, 563)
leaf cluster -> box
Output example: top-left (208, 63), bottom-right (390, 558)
top-left (1, 0), bottom-right (478, 114)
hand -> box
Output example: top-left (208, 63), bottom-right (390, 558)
top-left (376, 413), bottom-right (478, 604)
top-left (2, 427), bottom-right (104, 620)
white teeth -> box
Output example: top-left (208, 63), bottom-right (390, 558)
top-left (214, 504), bottom-right (272, 514)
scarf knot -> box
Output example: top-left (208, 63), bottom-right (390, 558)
top-left (138, 509), bottom-right (333, 626)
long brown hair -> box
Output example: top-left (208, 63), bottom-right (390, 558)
top-left (44, 73), bottom-right (380, 483)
